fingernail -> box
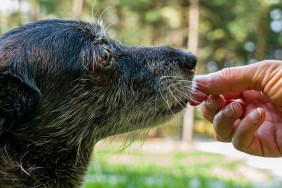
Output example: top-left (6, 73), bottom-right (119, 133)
top-left (189, 89), bottom-right (206, 106)
top-left (222, 103), bottom-right (238, 117)
top-left (189, 101), bottom-right (201, 106)
top-left (194, 75), bottom-right (209, 82)
top-left (205, 97), bottom-right (217, 109)
top-left (250, 108), bottom-right (262, 123)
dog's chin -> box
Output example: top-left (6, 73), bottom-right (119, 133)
top-left (155, 103), bottom-right (187, 122)
top-left (171, 103), bottom-right (188, 114)
top-left (169, 96), bottom-right (190, 114)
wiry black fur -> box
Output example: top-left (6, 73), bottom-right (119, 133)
top-left (0, 19), bottom-right (197, 187)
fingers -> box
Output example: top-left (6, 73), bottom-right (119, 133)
top-left (212, 106), bottom-right (266, 156)
top-left (193, 60), bottom-right (282, 106)
top-left (231, 108), bottom-right (266, 156)
top-left (198, 95), bottom-right (225, 122)
top-left (194, 63), bottom-right (263, 95)
top-left (213, 102), bottom-right (244, 142)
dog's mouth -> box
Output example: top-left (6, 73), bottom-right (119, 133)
top-left (158, 75), bottom-right (195, 114)
top-left (169, 98), bottom-right (189, 114)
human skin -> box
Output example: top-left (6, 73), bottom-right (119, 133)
top-left (193, 60), bottom-right (282, 157)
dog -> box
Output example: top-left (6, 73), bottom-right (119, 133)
top-left (0, 19), bottom-right (197, 187)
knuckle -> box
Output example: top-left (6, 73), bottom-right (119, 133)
top-left (220, 67), bottom-right (234, 82)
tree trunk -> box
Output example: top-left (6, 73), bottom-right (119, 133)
top-left (18, 0), bottom-right (23, 26)
top-left (0, 10), bottom-right (6, 34)
top-left (255, 6), bottom-right (268, 61)
top-left (72, 0), bottom-right (84, 18)
top-left (30, 0), bottom-right (41, 21)
top-left (182, 0), bottom-right (199, 145)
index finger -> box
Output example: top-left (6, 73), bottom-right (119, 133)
top-left (194, 63), bottom-right (263, 95)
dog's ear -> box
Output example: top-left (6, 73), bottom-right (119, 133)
top-left (0, 72), bottom-right (41, 135)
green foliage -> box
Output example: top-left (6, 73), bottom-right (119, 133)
top-left (82, 142), bottom-right (280, 188)
top-left (0, 0), bottom-right (281, 72)
top-left (199, 0), bottom-right (282, 71)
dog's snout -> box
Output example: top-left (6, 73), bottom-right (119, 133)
top-left (179, 51), bottom-right (197, 71)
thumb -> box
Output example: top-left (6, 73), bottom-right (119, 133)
top-left (194, 63), bottom-right (263, 95)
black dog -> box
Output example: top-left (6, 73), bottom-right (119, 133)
top-left (0, 19), bottom-right (197, 187)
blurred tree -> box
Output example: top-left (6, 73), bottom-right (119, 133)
top-left (182, 0), bottom-right (199, 146)
top-left (0, 0), bottom-right (281, 139)
top-left (30, 0), bottom-right (41, 20)
top-left (199, 0), bottom-right (282, 73)
top-left (72, 0), bottom-right (84, 18)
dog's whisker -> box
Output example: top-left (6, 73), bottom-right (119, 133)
top-left (98, 6), bottom-right (114, 23)
top-left (184, 86), bottom-right (208, 97)
top-left (159, 88), bottom-right (174, 115)
top-left (168, 87), bottom-right (186, 109)
top-left (178, 79), bottom-right (210, 90)
top-left (91, 0), bottom-right (97, 22)
top-left (174, 88), bottom-right (198, 103)
top-left (105, 22), bottom-right (114, 32)
top-left (193, 81), bottom-right (210, 89)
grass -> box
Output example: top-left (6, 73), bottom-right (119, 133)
top-left (82, 140), bottom-right (281, 188)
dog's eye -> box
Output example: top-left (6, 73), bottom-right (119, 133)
top-left (101, 53), bottom-right (113, 67)
top-left (100, 49), bottom-right (113, 68)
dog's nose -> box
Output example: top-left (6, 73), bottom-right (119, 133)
top-left (179, 51), bottom-right (197, 71)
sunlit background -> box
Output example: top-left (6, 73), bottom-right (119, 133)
top-left (1, 0), bottom-right (282, 187)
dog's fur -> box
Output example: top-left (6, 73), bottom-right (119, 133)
top-left (0, 19), bottom-right (197, 187)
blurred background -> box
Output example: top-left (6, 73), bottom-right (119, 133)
top-left (1, 0), bottom-right (282, 187)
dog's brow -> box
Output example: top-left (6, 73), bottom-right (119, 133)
top-left (94, 37), bottom-right (109, 45)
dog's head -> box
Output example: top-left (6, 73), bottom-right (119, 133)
top-left (0, 19), bottom-right (197, 141)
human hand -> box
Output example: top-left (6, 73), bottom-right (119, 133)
top-left (193, 60), bottom-right (282, 157)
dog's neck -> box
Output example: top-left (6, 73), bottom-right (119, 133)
top-left (0, 128), bottom-right (97, 187)
top-left (0, 89), bottom-right (103, 187)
